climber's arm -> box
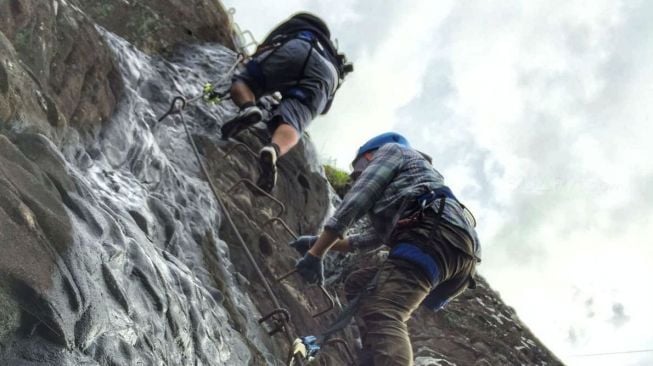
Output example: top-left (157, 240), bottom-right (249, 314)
top-left (346, 230), bottom-right (384, 251)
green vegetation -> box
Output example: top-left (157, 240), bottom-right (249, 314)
top-left (13, 27), bottom-right (32, 49)
top-left (324, 164), bottom-right (351, 198)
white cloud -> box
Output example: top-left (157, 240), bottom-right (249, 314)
top-left (310, 1), bottom-right (456, 165)
top-left (432, 1), bottom-right (653, 365)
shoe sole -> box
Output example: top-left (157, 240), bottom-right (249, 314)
top-left (258, 150), bottom-right (277, 192)
top-left (221, 112), bottom-right (262, 139)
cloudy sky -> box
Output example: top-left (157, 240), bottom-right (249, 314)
top-left (224, 1), bottom-right (653, 365)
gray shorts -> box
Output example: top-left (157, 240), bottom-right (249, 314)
top-left (233, 38), bottom-right (338, 133)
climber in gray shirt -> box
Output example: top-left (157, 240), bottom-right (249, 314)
top-left (221, 12), bottom-right (353, 193)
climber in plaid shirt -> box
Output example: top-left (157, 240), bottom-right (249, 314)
top-left (290, 132), bottom-right (480, 366)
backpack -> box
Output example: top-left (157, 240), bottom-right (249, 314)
top-left (260, 12), bottom-right (354, 83)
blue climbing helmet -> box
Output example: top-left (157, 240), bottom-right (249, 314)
top-left (352, 132), bottom-right (410, 163)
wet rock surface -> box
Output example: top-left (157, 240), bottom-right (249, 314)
top-left (1, 2), bottom-right (563, 365)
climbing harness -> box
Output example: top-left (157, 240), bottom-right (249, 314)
top-left (394, 186), bottom-right (477, 232)
top-left (393, 189), bottom-right (448, 232)
top-left (286, 188), bottom-right (474, 363)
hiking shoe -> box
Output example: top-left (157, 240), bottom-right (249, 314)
top-left (257, 145), bottom-right (278, 193)
top-left (221, 105), bottom-right (263, 139)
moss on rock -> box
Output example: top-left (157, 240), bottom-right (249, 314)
top-left (324, 164), bottom-right (352, 198)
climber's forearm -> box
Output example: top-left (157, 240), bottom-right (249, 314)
top-left (329, 237), bottom-right (352, 252)
top-left (308, 229), bottom-right (340, 258)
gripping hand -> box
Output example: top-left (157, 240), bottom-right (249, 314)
top-left (295, 253), bottom-right (324, 286)
top-left (289, 235), bottom-right (318, 256)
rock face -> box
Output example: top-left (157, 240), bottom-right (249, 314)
top-left (76, 0), bottom-right (236, 54)
top-left (0, 0), bottom-right (122, 141)
top-left (0, 2), bottom-right (563, 365)
top-left (0, 0), bottom-right (234, 142)
top-left (409, 276), bottom-right (559, 366)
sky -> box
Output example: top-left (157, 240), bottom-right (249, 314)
top-left (223, 1), bottom-right (653, 365)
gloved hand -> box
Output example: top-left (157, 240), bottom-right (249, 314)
top-left (295, 253), bottom-right (324, 286)
top-left (289, 235), bottom-right (318, 256)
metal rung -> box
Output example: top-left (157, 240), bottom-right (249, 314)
top-left (262, 217), bottom-right (298, 242)
top-left (312, 286), bottom-right (335, 318)
top-left (276, 269), bottom-right (335, 318)
top-left (223, 142), bottom-right (259, 160)
top-left (229, 15), bottom-right (259, 57)
top-left (228, 178), bottom-right (285, 217)
top-left (258, 308), bottom-right (291, 336)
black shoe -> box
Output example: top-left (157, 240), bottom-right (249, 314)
top-left (257, 145), bottom-right (278, 193)
top-left (221, 105), bottom-right (263, 139)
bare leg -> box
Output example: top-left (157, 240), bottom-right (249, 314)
top-left (230, 80), bottom-right (255, 107)
top-left (271, 123), bottom-right (300, 157)
top-left (221, 81), bottom-right (262, 139)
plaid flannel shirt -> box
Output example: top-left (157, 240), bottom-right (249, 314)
top-left (324, 143), bottom-right (480, 254)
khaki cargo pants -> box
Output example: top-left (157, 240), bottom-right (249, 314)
top-left (344, 259), bottom-right (430, 366)
top-left (344, 224), bottom-right (477, 366)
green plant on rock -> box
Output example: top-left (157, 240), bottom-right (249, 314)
top-left (324, 164), bottom-right (351, 198)
top-left (14, 28), bottom-right (30, 48)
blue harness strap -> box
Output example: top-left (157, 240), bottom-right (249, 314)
top-left (388, 186), bottom-right (457, 286)
top-left (389, 243), bottom-right (441, 284)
